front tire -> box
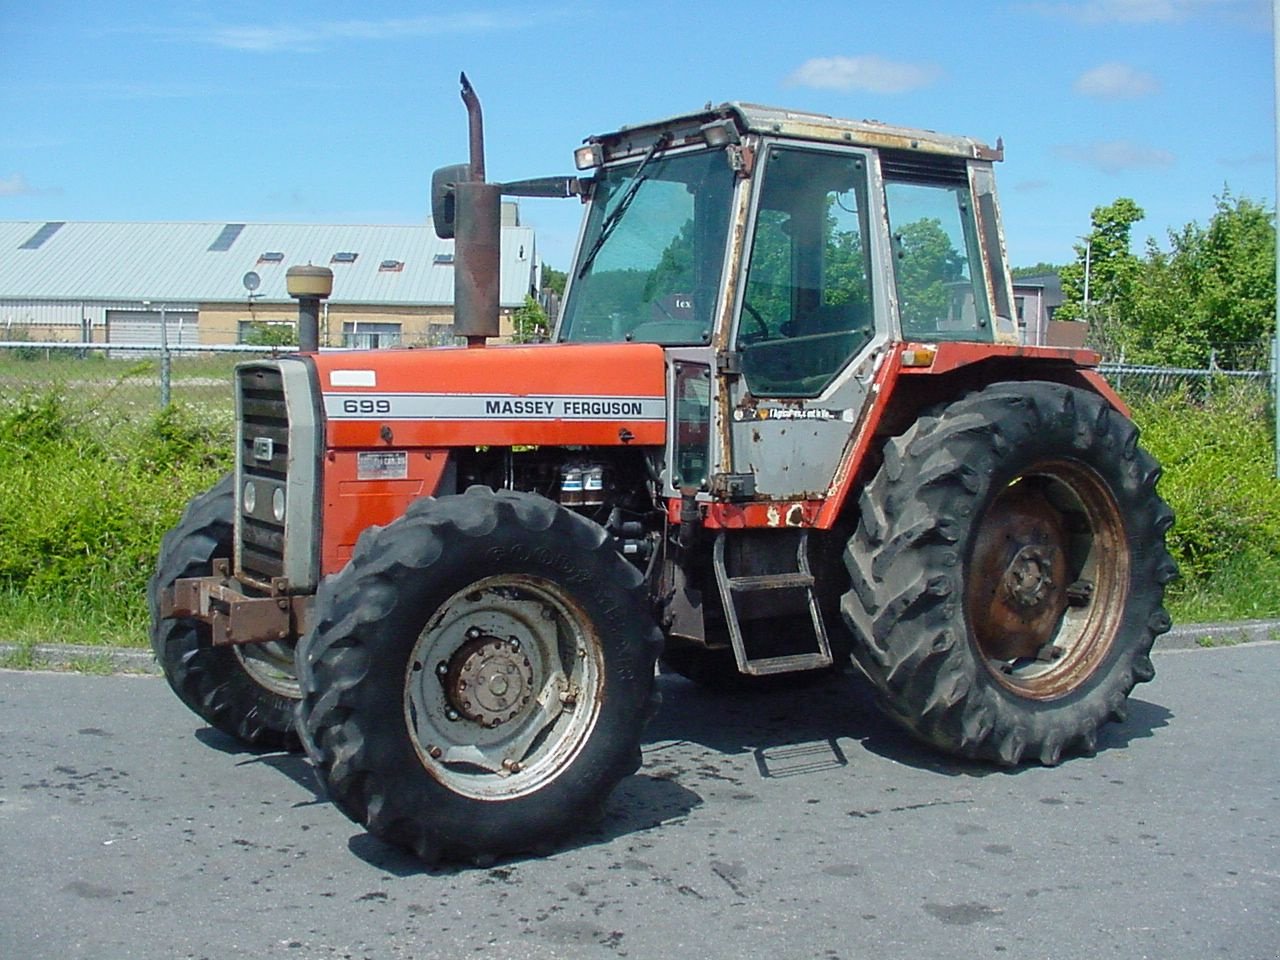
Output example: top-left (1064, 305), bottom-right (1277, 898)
top-left (843, 381), bottom-right (1176, 766)
top-left (295, 486), bottom-right (661, 865)
top-left (147, 474), bottom-right (301, 751)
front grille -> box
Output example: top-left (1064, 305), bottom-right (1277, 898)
top-left (237, 364), bottom-right (289, 585)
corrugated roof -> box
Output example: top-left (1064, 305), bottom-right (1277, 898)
top-left (0, 221), bottom-right (537, 307)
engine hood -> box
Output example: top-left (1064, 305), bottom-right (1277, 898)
top-left (311, 341), bottom-right (668, 448)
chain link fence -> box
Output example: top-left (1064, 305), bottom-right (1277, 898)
top-left (2, 337), bottom-right (1276, 442)
top-left (1096, 340), bottom-right (1275, 407)
top-left (0, 341), bottom-right (280, 443)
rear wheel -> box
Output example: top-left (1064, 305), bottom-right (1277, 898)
top-left (147, 474), bottom-right (301, 751)
top-left (843, 381), bottom-right (1176, 765)
top-left (296, 486), bottom-right (661, 865)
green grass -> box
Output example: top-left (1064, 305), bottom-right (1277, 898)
top-left (0, 585), bottom-right (149, 648)
top-left (1163, 548), bottom-right (1280, 625)
top-left (1195, 635), bottom-right (1244, 649)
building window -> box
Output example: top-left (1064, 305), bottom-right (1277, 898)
top-left (379, 259), bottom-right (404, 272)
top-left (331, 252), bottom-right (358, 264)
top-left (342, 321), bottom-right (401, 349)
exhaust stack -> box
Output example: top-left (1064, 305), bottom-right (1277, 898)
top-left (452, 73), bottom-right (502, 347)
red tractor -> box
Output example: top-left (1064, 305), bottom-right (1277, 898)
top-left (151, 77), bottom-right (1174, 865)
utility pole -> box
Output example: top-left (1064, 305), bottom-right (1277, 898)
top-left (1082, 237), bottom-right (1093, 322)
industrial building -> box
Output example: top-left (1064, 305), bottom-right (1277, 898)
top-left (0, 209), bottom-right (538, 348)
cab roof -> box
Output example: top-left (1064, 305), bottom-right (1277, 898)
top-left (588, 101), bottom-right (1003, 164)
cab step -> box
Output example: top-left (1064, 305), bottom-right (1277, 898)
top-left (712, 530), bottom-right (833, 676)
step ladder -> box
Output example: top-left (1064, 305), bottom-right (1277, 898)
top-left (712, 530), bottom-right (834, 676)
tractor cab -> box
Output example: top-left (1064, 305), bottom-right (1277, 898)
top-left (553, 103), bottom-right (1018, 504)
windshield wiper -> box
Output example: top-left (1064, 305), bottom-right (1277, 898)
top-left (575, 134), bottom-right (672, 280)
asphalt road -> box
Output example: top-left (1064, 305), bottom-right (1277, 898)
top-left (1, 644), bottom-right (1277, 960)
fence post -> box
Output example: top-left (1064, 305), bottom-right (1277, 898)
top-left (1273, 336), bottom-right (1279, 480)
top-left (159, 304), bottom-right (171, 409)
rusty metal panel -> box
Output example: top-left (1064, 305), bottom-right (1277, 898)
top-left (164, 571), bottom-right (311, 646)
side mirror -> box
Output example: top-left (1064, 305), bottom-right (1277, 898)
top-left (431, 163), bottom-right (472, 239)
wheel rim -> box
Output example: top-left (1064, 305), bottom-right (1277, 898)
top-left (403, 574), bottom-right (604, 800)
top-left (233, 641), bottom-right (300, 698)
top-left (966, 459), bottom-right (1129, 699)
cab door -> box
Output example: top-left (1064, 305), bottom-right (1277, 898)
top-left (722, 142), bottom-right (890, 501)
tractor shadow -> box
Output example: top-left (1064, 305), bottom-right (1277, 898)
top-left (643, 666), bottom-right (1173, 779)
top-left (192, 667), bottom-right (1172, 875)
top-left (193, 727), bottom-right (327, 804)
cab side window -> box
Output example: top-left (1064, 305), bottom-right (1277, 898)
top-left (882, 152), bottom-right (993, 342)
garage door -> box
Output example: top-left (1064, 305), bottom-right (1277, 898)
top-left (106, 309), bottom-right (199, 356)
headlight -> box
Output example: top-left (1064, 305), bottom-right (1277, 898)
top-left (243, 481), bottom-right (257, 515)
top-left (272, 487), bottom-right (286, 523)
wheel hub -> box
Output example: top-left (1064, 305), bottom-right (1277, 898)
top-left (1001, 544), bottom-right (1058, 610)
top-left (968, 481), bottom-right (1070, 663)
top-left (443, 634), bottom-right (535, 728)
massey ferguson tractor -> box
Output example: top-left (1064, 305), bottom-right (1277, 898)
top-left (150, 76), bottom-right (1174, 865)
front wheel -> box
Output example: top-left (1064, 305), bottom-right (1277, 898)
top-left (147, 474), bottom-right (301, 751)
top-left (843, 381), bottom-right (1176, 766)
top-left (295, 486), bottom-right (661, 865)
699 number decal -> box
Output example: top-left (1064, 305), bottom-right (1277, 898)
top-left (340, 398), bottom-right (392, 415)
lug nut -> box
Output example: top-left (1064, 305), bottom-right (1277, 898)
top-left (445, 708), bottom-right (460, 722)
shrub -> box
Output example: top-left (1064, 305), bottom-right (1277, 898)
top-left (1130, 382), bottom-right (1280, 618)
top-left (0, 393), bottom-right (228, 634)
top-left (0, 391), bottom-right (79, 450)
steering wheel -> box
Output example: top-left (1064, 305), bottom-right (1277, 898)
top-left (741, 301), bottom-right (769, 341)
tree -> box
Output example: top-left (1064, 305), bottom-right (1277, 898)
top-left (1092, 190), bottom-right (1275, 367)
top-left (1057, 197), bottom-right (1145, 331)
top-left (1011, 261), bottom-right (1063, 279)
top-left (241, 321), bottom-right (297, 348)
top-left (510, 294), bottom-right (549, 343)
top-left (541, 263), bottom-right (567, 297)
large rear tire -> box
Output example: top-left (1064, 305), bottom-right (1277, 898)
top-left (843, 381), bottom-right (1176, 765)
top-left (147, 474), bottom-right (301, 751)
top-left (295, 486), bottom-right (662, 865)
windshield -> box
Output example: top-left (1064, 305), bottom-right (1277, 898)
top-left (558, 149), bottom-right (735, 345)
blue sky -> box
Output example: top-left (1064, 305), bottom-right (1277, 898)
top-left (1, 1), bottom-right (1273, 273)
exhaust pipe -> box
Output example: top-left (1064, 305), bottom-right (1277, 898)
top-left (452, 73), bottom-right (501, 347)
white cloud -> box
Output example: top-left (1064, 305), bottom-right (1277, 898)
top-left (181, 12), bottom-right (529, 53)
top-left (1052, 140), bottom-right (1176, 173)
top-left (1074, 63), bottom-right (1161, 98)
top-left (0, 173), bottom-right (35, 197)
top-left (786, 55), bottom-right (942, 94)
